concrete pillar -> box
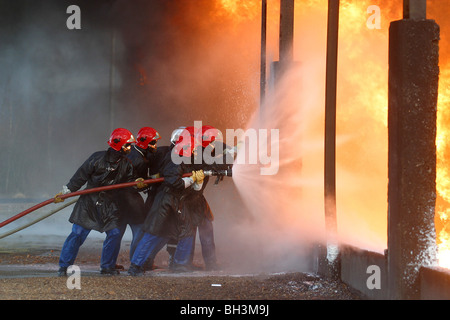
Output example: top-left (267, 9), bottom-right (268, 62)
top-left (387, 17), bottom-right (440, 299)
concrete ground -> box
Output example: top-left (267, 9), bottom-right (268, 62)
top-left (0, 234), bottom-right (361, 304)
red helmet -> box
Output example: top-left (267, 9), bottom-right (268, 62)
top-left (136, 127), bottom-right (161, 149)
top-left (187, 126), bottom-right (203, 146)
top-left (199, 125), bottom-right (223, 148)
top-left (185, 126), bottom-right (199, 138)
top-left (108, 128), bottom-right (136, 151)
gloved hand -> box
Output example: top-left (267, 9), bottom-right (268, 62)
top-left (191, 171), bottom-right (197, 182)
top-left (195, 170), bottom-right (205, 184)
top-left (135, 178), bottom-right (148, 189)
top-left (54, 185), bottom-right (70, 203)
top-left (54, 192), bottom-right (64, 203)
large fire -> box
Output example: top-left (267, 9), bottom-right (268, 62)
top-left (213, 0), bottom-right (450, 267)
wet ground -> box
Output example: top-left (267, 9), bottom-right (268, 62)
top-left (0, 199), bottom-right (362, 318)
top-left (0, 235), bottom-right (362, 303)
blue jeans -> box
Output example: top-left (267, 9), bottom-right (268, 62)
top-left (59, 224), bottom-right (122, 270)
top-left (131, 233), bottom-right (194, 267)
top-left (117, 223), bottom-right (144, 260)
top-left (131, 232), bottom-right (168, 267)
top-left (173, 236), bottom-right (195, 265)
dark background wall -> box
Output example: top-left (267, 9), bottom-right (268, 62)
top-left (0, 0), bottom-right (260, 198)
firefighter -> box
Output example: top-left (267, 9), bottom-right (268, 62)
top-left (140, 127), bottom-right (184, 271)
top-left (54, 128), bottom-right (146, 276)
top-left (165, 125), bottom-right (232, 271)
top-left (114, 127), bottom-right (161, 266)
top-left (185, 125), bottom-right (232, 271)
top-left (144, 127), bottom-right (185, 213)
top-left (128, 128), bottom-right (204, 276)
top-left (167, 126), bottom-right (204, 272)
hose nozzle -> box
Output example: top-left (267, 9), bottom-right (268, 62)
top-left (203, 168), bottom-right (232, 185)
top-left (204, 169), bottom-right (232, 177)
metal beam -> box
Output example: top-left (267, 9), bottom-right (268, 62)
top-left (260, 0), bottom-right (267, 108)
top-left (279, 0), bottom-right (294, 63)
top-left (270, 0), bottom-right (295, 90)
top-left (324, 0), bottom-right (340, 279)
top-left (403, 0), bottom-right (426, 20)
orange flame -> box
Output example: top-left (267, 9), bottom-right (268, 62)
top-left (216, 0), bottom-right (450, 266)
top-left (436, 66), bottom-right (450, 268)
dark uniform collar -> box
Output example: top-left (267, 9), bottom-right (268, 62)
top-left (106, 147), bottom-right (124, 163)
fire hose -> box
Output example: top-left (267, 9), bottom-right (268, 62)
top-left (0, 197), bottom-right (79, 240)
top-left (0, 169), bottom-right (232, 232)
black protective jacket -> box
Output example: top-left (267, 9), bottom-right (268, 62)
top-left (181, 142), bottom-right (234, 227)
top-left (66, 148), bottom-right (135, 232)
top-left (145, 145), bottom-right (170, 211)
top-left (179, 175), bottom-right (212, 235)
top-left (116, 145), bottom-right (153, 226)
top-left (143, 145), bottom-right (193, 239)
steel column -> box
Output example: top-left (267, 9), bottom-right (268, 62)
top-left (324, 0), bottom-right (340, 279)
